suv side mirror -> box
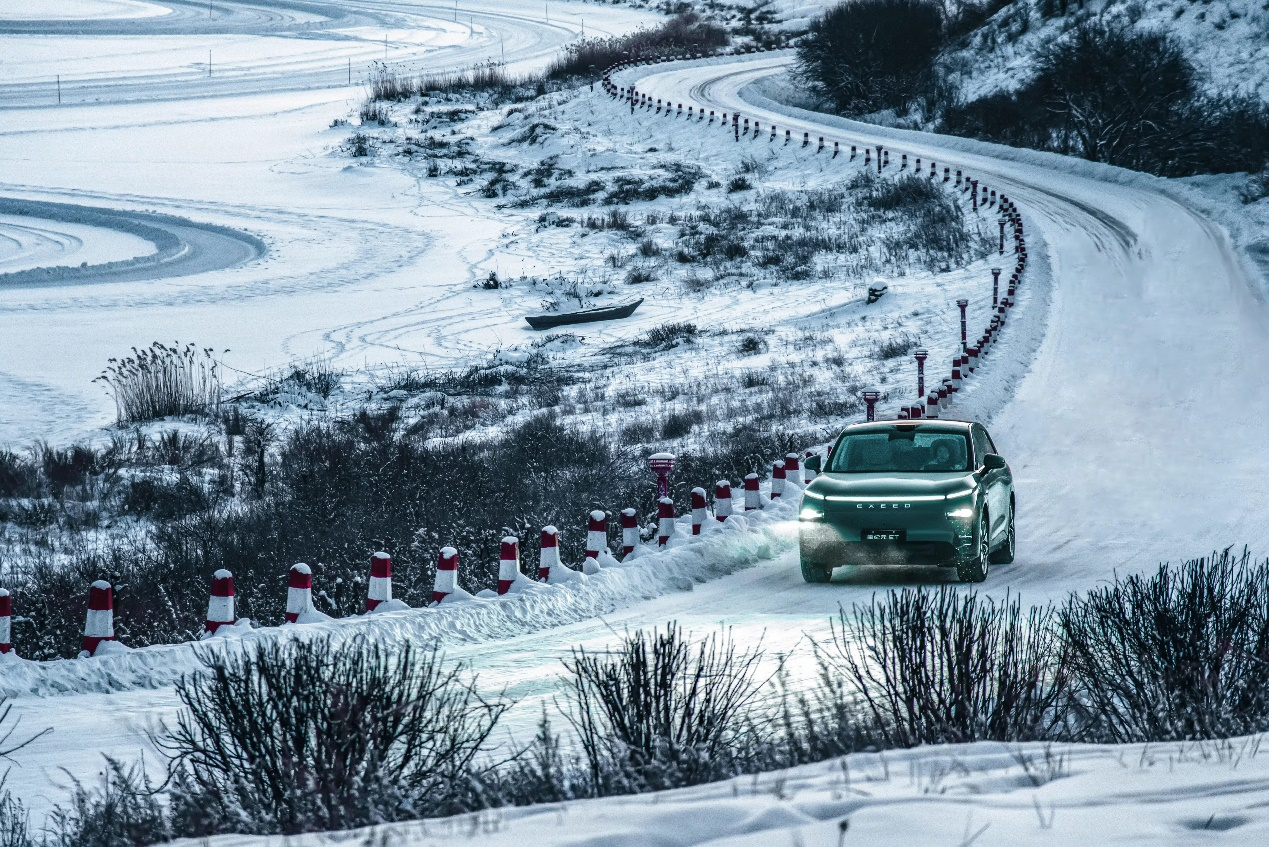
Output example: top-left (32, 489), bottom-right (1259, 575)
top-left (804, 454), bottom-right (822, 473)
top-left (982, 453), bottom-right (1006, 471)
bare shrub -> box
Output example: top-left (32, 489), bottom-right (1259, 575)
top-left (562, 624), bottom-right (766, 794)
top-left (342, 132), bottom-right (373, 157)
top-left (358, 100), bottom-right (391, 126)
top-left (796, 0), bottom-right (944, 115)
top-left (547, 13), bottom-right (729, 80)
top-left (1060, 548), bottom-right (1269, 742)
top-left (282, 359), bottom-right (343, 399)
top-left (46, 761), bottom-right (171, 847)
top-left (1240, 169), bottom-right (1269, 204)
top-left (95, 343), bottom-right (223, 424)
top-left (0, 451), bottom-right (39, 498)
top-left (826, 588), bottom-right (1071, 746)
top-left (660, 408), bottom-right (704, 439)
top-left (642, 321), bottom-right (697, 348)
top-left (164, 636), bottom-right (504, 834)
top-left (871, 332), bottom-right (919, 360)
top-left (367, 63), bottom-right (414, 101)
top-left (0, 787), bottom-right (31, 847)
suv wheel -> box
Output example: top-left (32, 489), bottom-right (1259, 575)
top-left (957, 511), bottom-right (990, 583)
top-left (989, 502), bottom-right (1015, 564)
top-left (800, 556), bottom-right (833, 584)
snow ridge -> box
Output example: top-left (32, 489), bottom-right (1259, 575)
top-left (0, 501), bottom-right (796, 699)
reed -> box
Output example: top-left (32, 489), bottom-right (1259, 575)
top-left (95, 343), bottom-right (222, 424)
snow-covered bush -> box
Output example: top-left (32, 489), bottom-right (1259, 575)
top-left (1060, 547), bottom-right (1269, 742)
top-left (546, 13), bottom-right (729, 80)
top-left (825, 587), bottom-right (1072, 746)
top-left (561, 624), bottom-right (766, 794)
top-left (942, 19), bottom-right (1269, 175)
top-left (164, 637), bottom-right (503, 834)
top-left (44, 762), bottom-right (169, 847)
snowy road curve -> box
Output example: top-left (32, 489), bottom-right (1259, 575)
top-left (622, 52), bottom-right (1269, 594)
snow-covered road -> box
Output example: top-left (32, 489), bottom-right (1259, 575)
top-left (625, 52), bottom-right (1269, 589)
top-left (0, 0), bottom-right (609, 108)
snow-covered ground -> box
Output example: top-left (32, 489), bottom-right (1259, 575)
top-left (944, 0), bottom-right (1269, 104)
top-left (0, 0), bottom-right (661, 446)
top-left (4, 0), bottom-right (1269, 841)
top-left (163, 736), bottom-right (1269, 845)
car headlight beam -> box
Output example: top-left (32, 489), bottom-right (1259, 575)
top-left (946, 507), bottom-right (974, 519)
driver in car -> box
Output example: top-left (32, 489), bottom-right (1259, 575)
top-left (923, 440), bottom-right (956, 472)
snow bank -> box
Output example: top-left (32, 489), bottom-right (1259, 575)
top-left (0, 501), bottom-right (798, 699)
top-left (0, 197), bottom-right (266, 288)
top-left (166, 735), bottom-right (1269, 846)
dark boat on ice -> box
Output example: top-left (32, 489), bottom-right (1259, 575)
top-left (524, 298), bottom-right (643, 330)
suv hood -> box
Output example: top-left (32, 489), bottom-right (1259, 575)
top-left (804, 472), bottom-right (977, 500)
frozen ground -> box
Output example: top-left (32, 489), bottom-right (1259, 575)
top-left (163, 736), bottom-right (1269, 846)
top-left (3, 0), bottom-right (1269, 841)
top-left (0, 0), bottom-right (661, 446)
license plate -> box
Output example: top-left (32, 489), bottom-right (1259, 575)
top-left (863, 529), bottom-right (905, 542)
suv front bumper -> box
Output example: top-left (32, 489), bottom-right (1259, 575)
top-left (799, 521), bottom-right (975, 567)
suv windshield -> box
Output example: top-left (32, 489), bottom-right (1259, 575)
top-left (828, 427), bottom-right (972, 473)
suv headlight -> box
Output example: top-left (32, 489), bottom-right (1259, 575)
top-left (799, 498), bottom-right (825, 522)
top-left (945, 488), bottom-right (975, 519)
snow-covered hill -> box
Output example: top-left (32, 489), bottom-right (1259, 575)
top-left (944, 0), bottom-right (1269, 103)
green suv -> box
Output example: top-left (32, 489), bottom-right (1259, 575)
top-left (798, 420), bottom-right (1014, 583)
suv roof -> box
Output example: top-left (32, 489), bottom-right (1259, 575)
top-left (843, 419), bottom-right (973, 434)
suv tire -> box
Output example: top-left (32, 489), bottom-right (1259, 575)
top-left (957, 511), bottom-right (990, 583)
top-left (800, 557), bottom-right (833, 583)
top-left (989, 502), bottom-right (1016, 564)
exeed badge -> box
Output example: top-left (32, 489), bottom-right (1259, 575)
top-left (856, 503), bottom-right (911, 509)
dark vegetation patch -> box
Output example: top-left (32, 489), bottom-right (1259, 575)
top-left (1, 391), bottom-right (810, 658)
top-left (941, 19), bottom-right (1269, 176)
top-left (546, 13), bottom-right (731, 80)
top-left (671, 177), bottom-right (989, 280)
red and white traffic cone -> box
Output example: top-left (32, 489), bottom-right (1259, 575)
top-left (657, 497), bottom-right (676, 545)
top-left (770, 461), bottom-right (786, 499)
top-left (433, 547), bottom-right (458, 603)
top-left (744, 473), bottom-right (761, 510)
top-left (691, 487), bottom-right (708, 534)
top-left (540, 526), bottom-right (560, 582)
top-left (715, 481), bottom-right (733, 521)
top-left (0, 588), bottom-right (11, 655)
top-left (585, 510), bottom-right (607, 565)
top-left (286, 564), bottom-right (313, 623)
top-left (498, 537), bottom-right (520, 595)
top-left (366, 552), bottom-right (392, 612)
top-left (81, 580), bottom-right (115, 657)
top-left (621, 508), bottom-right (639, 556)
top-left (204, 569), bottom-right (234, 635)
top-left (784, 453), bottom-right (802, 488)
